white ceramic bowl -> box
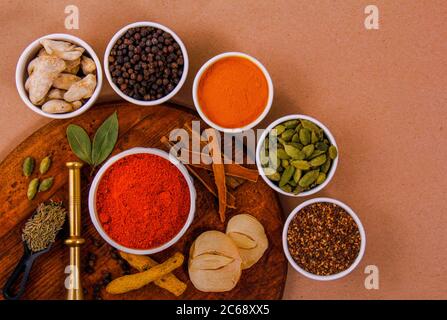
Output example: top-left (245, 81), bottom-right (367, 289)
top-left (283, 197), bottom-right (366, 281)
top-left (256, 114), bottom-right (338, 197)
top-left (192, 52), bottom-right (274, 133)
top-left (88, 147), bottom-right (196, 255)
top-left (16, 33), bottom-right (103, 119)
top-left (104, 21), bottom-right (189, 106)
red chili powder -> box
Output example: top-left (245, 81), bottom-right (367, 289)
top-left (96, 153), bottom-right (190, 249)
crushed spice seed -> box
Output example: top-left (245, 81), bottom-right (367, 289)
top-left (287, 202), bottom-right (361, 276)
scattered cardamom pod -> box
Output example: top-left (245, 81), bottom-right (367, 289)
top-left (39, 156), bottom-right (51, 174)
top-left (38, 177), bottom-right (54, 192)
top-left (27, 178), bottom-right (39, 200)
top-left (23, 157), bottom-right (35, 177)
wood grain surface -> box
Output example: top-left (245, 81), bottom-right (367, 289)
top-left (0, 102), bottom-right (286, 300)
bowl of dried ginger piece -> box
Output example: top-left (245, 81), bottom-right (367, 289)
top-left (16, 33), bottom-right (103, 119)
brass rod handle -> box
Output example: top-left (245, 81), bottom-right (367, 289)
top-left (65, 162), bottom-right (84, 300)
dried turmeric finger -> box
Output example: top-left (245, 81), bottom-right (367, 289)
top-left (106, 252), bottom-right (184, 294)
top-left (119, 251), bottom-right (187, 296)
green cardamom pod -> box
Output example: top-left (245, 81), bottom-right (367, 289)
top-left (284, 144), bottom-right (305, 159)
top-left (298, 170), bottom-right (320, 187)
top-left (39, 177), bottom-right (54, 192)
top-left (27, 178), bottom-right (39, 200)
top-left (315, 141), bottom-right (329, 152)
top-left (311, 131), bottom-right (319, 144)
top-left (279, 166), bottom-right (295, 187)
top-left (278, 137), bottom-right (287, 145)
top-left (39, 156), bottom-right (51, 174)
top-left (329, 145), bottom-right (338, 160)
top-left (302, 144), bottom-right (315, 158)
top-left (271, 125), bottom-right (285, 136)
top-left (291, 133), bottom-right (300, 143)
top-left (280, 184), bottom-right (292, 193)
top-left (291, 160), bottom-right (311, 170)
top-left (281, 129), bottom-right (295, 142)
top-left (321, 158), bottom-right (332, 174)
top-left (284, 120), bottom-right (299, 129)
top-left (289, 179), bottom-right (297, 187)
top-left (316, 172), bottom-right (326, 185)
top-left (276, 148), bottom-right (291, 160)
top-left (293, 185), bottom-right (306, 194)
top-left (22, 157), bottom-right (35, 177)
top-left (293, 168), bottom-right (302, 183)
top-left (310, 154), bottom-right (327, 167)
top-left (282, 159), bottom-right (289, 168)
top-left (266, 172), bottom-right (281, 181)
top-left (288, 142), bottom-right (303, 150)
top-left (301, 119), bottom-right (321, 134)
top-left (309, 149), bottom-right (326, 159)
top-left (299, 128), bottom-right (311, 145)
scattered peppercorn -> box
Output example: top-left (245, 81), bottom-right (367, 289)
top-left (287, 202), bottom-right (361, 276)
top-left (108, 26), bottom-right (184, 101)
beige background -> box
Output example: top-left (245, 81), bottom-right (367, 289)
top-left (1, 0), bottom-right (447, 299)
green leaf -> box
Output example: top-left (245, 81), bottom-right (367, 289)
top-left (92, 112), bottom-right (119, 166)
top-left (66, 124), bottom-right (92, 164)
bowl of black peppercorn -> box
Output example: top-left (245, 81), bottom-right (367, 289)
top-left (104, 21), bottom-right (188, 106)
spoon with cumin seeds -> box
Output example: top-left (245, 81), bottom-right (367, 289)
top-left (2, 201), bottom-right (66, 300)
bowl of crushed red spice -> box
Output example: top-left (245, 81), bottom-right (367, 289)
top-left (282, 198), bottom-right (366, 281)
top-left (104, 21), bottom-right (188, 106)
top-left (88, 148), bottom-right (196, 255)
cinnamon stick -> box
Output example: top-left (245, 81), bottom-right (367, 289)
top-left (160, 136), bottom-right (236, 209)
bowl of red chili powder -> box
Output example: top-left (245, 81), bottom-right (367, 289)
top-left (88, 148), bottom-right (196, 255)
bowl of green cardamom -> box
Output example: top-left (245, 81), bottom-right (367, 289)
top-left (256, 114), bottom-right (339, 197)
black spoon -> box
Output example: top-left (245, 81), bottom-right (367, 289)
top-left (2, 242), bottom-right (52, 300)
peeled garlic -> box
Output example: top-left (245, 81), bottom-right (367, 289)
top-left (64, 74), bottom-right (96, 102)
top-left (52, 73), bottom-right (81, 90)
top-left (81, 56), bottom-right (96, 74)
top-left (41, 99), bottom-right (73, 114)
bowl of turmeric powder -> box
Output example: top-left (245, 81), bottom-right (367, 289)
top-left (193, 52), bottom-right (273, 133)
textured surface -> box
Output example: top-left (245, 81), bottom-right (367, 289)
top-left (0, 0), bottom-right (447, 299)
top-left (0, 103), bottom-right (286, 300)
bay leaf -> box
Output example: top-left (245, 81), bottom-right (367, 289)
top-left (92, 112), bottom-right (119, 166)
top-left (66, 124), bottom-right (92, 164)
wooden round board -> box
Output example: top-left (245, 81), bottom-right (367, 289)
top-left (0, 102), bottom-right (287, 300)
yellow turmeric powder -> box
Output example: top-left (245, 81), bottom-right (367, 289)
top-left (197, 56), bottom-right (269, 129)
